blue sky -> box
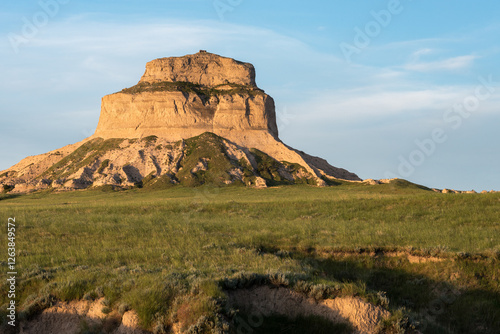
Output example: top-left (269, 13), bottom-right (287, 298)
top-left (1, 0), bottom-right (499, 190)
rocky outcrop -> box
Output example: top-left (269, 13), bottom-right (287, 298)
top-left (139, 50), bottom-right (256, 87)
top-left (1, 51), bottom-right (361, 193)
top-left (94, 89), bottom-right (279, 146)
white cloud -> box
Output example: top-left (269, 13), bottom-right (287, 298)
top-left (292, 87), bottom-right (459, 121)
top-left (289, 83), bottom-right (500, 125)
top-left (404, 55), bottom-right (478, 72)
top-left (411, 48), bottom-right (433, 57)
top-left (18, 17), bottom-right (308, 56)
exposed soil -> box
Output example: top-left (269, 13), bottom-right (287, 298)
top-left (320, 249), bottom-right (447, 264)
top-left (18, 288), bottom-right (391, 333)
top-left (227, 286), bottom-right (390, 334)
top-left (19, 298), bottom-right (149, 334)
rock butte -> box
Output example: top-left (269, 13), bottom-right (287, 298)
top-left (94, 52), bottom-right (278, 148)
top-left (1, 51), bottom-right (361, 193)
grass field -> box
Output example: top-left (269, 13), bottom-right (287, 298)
top-left (0, 182), bottom-right (499, 333)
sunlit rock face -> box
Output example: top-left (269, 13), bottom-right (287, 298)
top-left (0, 51), bottom-right (361, 193)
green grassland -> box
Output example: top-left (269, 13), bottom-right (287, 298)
top-left (0, 183), bottom-right (499, 333)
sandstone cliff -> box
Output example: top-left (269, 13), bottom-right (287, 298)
top-left (139, 51), bottom-right (256, 87)
top-left (1, 51), bottom-right (361, 193)
top-left (94, 89), bottom-right (279, 146)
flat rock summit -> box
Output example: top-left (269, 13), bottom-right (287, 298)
top-left (1, 51), bottom-right (361, 193)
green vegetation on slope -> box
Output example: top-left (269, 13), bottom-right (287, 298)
top-left (120, 81), bottom-right (265, 99)
top-left (251, 148), bottom-right (317, 186)
top-left (0, 185), bottom-right (499, 333)
top-left (143, 132), bottom-right (317, 188)
top-left (42, 138), bottom-right (124, 179)
top-left (176, 132), bottom-right (240, 187)
top-left (24, 132), bottom-right (318, 190)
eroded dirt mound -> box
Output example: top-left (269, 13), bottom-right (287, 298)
top-left (227, 286), bottom-right (390, 334)
top-left (19, 298), bottom-right (149, 334)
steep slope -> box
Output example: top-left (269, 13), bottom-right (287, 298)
top-left (1, 133), bottom-right (344, 193)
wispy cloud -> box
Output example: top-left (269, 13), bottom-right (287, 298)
top-left (0, 17), bottom-right (319, 90)
top-left (293, 87), bottom-right (461, 121)
top-left (408, 48), bottom-right (434, 62)
top-left (404, 55), bottom-right (478, 72)
top-left (290, 82), bottom-right (500, 124)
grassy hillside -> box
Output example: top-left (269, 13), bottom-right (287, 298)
top-left (0, 183), bottom-right (499, 333)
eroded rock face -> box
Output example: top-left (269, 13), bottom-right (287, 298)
top-left (1, 134), bottom-right (338, 193)
top-left (139, 51), bottom-right (256, 87)
top-left (94, 90), bottom-right (279, 144)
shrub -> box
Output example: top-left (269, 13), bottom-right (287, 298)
top-left (18, 293), bottom-right (57, 321)
top-left (97, 160), bottom-right (110, 174)
top-left (377, 308), bottom-right (415, 334)
top-left (176, 296), bottom-right (216, 331)
top-left (2, 184), bottom-right (14, 193)
top-left (125, 282), bottom-right (179, 328)
top-left (57, 280), bottom-right (90, 301)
